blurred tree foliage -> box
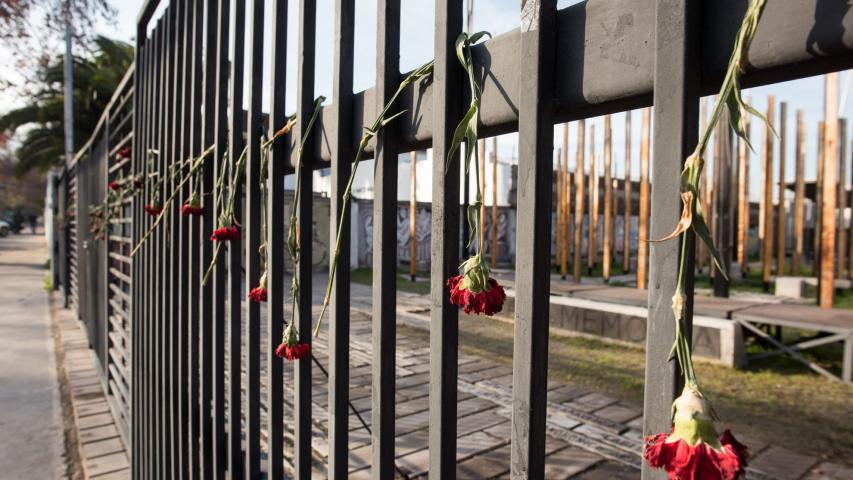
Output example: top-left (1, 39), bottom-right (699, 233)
top-left (0, 35), bottom-right (132, 175)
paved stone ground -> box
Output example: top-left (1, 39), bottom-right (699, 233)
top-left (0, 232), bottom-right (66, 479)
top-left (57, 305), bottom-right (130, 479)
top-left (266, 279), bottom-right (853, 479)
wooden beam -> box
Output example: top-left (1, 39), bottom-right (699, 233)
top-left (573, 120), bottom-right (585, 283)
top-left (713, 103), bottom-right (732, 297)
top-left (762, 96), bottom-right (775, 291)
top-left (816, 122), bottom-right (825, 270)
top-left (561, 123), bottom-right (570, 278)
top-left (491, 137), bottom-right (498, 269)
top-left (792, 110), bottom-right (805, 273)
top-left (411, 150), bottom-right (417, 281)
top-left (637, 107), bottom-right (651, 290)
top-left (737, 103), bottom-right (751, 277)
top-left (820, 74), bottom-right (839, 308)
top-left (624, 111), bottom-right (632, 274)
top-left (588, 124), bottom-right (598, 273)
top-left (603, 115), bottom-right (612, 281)
top-left (777, 102), bottom-right (788, 276)
top-left (838, 119), bottom-right (847, 279)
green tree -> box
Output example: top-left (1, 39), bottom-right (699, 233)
top-left (0, 35), bottom-right (132, 175)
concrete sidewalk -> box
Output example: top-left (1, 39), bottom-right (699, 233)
top-left (0, 232), bottom-right (66, 479)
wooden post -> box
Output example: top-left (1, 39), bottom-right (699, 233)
top-left (792, 111), bottom-right (806, 273)
top-left (737, 103), bottom-right (751, 277)
top-left (713, 104), bottom-right (732, 297)
top-left (815, 122), bottom-right (825, 270)
top-left (762, 96), bottom-right (775, 291)
top-left (573, 120), bottom-right (585, 283)
top-left (588, 124), bottom-right (598, 273)
top-left (777, 102), bottom-right (787, 276)
top-left (637, 108), bottom-right (651, 290)
top-left (603, 115), bottom-right (612, 281)
top-left (820, 74), bottom-right (839, 308)
top-left (837, 119), bottom-right (847, 279)
top-left (491, 137), bottom-right (498, 269)
top-left (698, 97), bottom-right (709, 272)
top-left (410, 150), bottom-right (417, 282)
top-left (555, 148), bottom-right (563, 272)
top-left (624, 111), bottom-right (632, 274)
top-left (561, 123), bottom-right (570, 278)
top-left (479, 138), bottom-right (486, 253)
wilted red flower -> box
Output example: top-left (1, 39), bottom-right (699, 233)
top-left (181, 204), bottom-right (204, 216)
top-left (144, 204), bottom-right (162, 216)
top-left (644, 387), bottom-right (748, 480)
top-left (275, 341), bottom-right (310, 361)
top-left (134, 178), bottom-right (144, 189)
top-left (108, 180), bottom-right (121, 191)
top-left (248, 286), bottom-right (267, 302)
top-left (448, 275), bottom-right (506, 315)
top-left (117, 146), bottom-right (131, 159)
top-left (210, 225), bottom-right (240, 241)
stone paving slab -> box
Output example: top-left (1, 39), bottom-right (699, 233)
top-left (56, 304), bottom-right (130, 479)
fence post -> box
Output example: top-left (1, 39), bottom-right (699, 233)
top-left (429, 0), bottom-right (462, 477)
top-left (642, 1), bottom-right (699, 478)
top-left (510, 0), bottom-right (556, 477)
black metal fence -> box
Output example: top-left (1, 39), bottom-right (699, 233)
top-left (53, 0), bottom-right (853, 479)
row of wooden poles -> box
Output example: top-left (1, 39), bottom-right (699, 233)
top-left (407, 85), bottom-right (851, 307)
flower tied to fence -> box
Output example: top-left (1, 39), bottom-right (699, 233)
top-left (274, 97), bottom-right (325, 355)
top-left (130, 144), bottom-right (217, 256)
top-left (202, 114), bottom-right (297, 286)
top-left (314, 60), bottom-right (435, 336)
top-left (643, 1), bottom-right (768, 478)
top-left (443, 30), bottom-right (506, 316)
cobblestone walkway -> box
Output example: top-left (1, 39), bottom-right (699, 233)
top-left (268, 282), bottom-right (852, 480)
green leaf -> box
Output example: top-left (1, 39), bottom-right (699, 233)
top-left (447, 102), bottom-right (478, 171)
top-left (692, 210), bottom-right (729, 281)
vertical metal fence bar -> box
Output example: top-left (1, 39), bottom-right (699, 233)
top-left (163, 2), bottom-right (178, 478)
top-left (212, 0), bottom-right (231, 476)
top-left (200, 0), bottom-right (218, 474)
top-left (168, 2), bottom-right (186, 478)
top-left (176, 1), bottom-right (192, 475)
top-left (510, 0), bottom-right (556, 478)
top-left (295, 0), bottom-right (316, 476)
top-left (130, 32), bottom-right (145, 480)
top-left (266, 0), bottom-right (288, 477)
top-left (142, 26), bottom-right (157, 480)
top-left (227, 0), bottom-right (247, 476)
top-left (429, 0), bottom-right (461, 477)
top-left (372, 0), bottom-right (399, 477)
top-left (328, 0), bottom-right (354, 476)
top-left (246, 0), bottom-right (266, 477)
top-left (149, 18), bottom-right (161, 478)
top-left (187, 1), bottom-right (204, 476)
top-left (641, 1), bottom-right (700, 478)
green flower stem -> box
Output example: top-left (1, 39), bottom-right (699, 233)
top-left (669, 0), bottom-right (767, 391)
top-left (131, 144), bottom-right (216, 257)
top-left (315, 61), bottom-right (435, 336)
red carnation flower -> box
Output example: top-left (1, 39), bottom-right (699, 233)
top-left (275, 341), bottom-right (310, 361)
top-left (181, 204), bottom-right (204, 216)
top-left (117, 146), bottom-right (131, 159)
top-left (144, 204), bottom-right (162, 216)
top-left (447, 254), bottom-right (506, 316)
top-left (248, 286), bottom-right (267, 302)
top-left (108, 180), bottom-right (121, 191)
top-left (134, 178), bottom-right (144, 189)
top-left (645, 387), bottom-right (748, 480)
top-left (210, 225), bottom-right (240, 241)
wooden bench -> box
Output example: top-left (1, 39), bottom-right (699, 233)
top-left (732, 304), bottom-right (853, 383)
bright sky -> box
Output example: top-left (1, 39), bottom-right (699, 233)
top-left (2, 0), bottom-right (850, 204)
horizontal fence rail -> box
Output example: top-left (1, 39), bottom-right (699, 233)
top-left (49, 0), bottom-right (853, 479)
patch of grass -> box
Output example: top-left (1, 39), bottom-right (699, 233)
top-left (398, 314), bottom-right (853, 465)
top-left (44, 274), bottom-right (53, 291)
top-left (351, 267), bottom-right (430, 295)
